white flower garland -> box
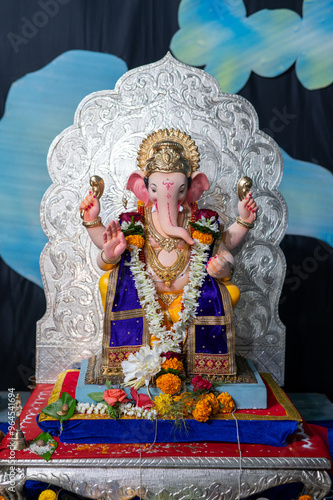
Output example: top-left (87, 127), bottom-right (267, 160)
top-left (75, 401), bottom-right (157, 420)
top-left (129, 239), bottom-right (210, 353)
top-left (195, 215), bottom-right (219, 234)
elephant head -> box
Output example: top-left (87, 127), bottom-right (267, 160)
top-left (127, 139), bottom-right (209, 245)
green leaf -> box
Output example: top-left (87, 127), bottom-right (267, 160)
top-left (30, 432), bottom-right (58, 462)
top-left (41, 392), bottom-right (76, 423)
top-left (107, 402), bottom-right (121, 419)
top-left (105, 379), bottom-right (111, 390)
top-left (189, 221), bottom-right (219, 238)
top-left (87, 392), bottom-right (105, 402)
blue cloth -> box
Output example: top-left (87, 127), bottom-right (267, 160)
top-left (0, 422), bottom-right (9, 434)
top-left (37, 414), bottom-right (297, 446)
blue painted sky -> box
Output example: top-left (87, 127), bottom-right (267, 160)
top-left (171, 0), bottom-right (333, 92)
top-left (0, 48), bottom-right (332, 288)
top-left (0, 50), bottom-right (128, 287)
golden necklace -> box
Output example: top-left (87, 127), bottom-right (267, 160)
top-left (146, 239), bottom-right (190, 287)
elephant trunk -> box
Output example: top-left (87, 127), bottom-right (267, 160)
top-left (157, 197), bottom-right (194, 245)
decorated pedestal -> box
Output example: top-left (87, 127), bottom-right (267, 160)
top-left (37, 369), bottom-right (300, 446)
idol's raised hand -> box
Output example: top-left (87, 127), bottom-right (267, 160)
top-left (102, 220), bottom-right (127, 262)
top-left (79, 190), bottom-right (100, 221)
top-left (238, 191), bottom-right (258, 224)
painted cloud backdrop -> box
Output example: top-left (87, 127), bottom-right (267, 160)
top-left (0, 51), bottom-right (127, 286)
top-left (171, 0), bottom-right (333, 92)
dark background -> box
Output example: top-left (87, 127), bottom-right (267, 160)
top-left (1, 0), bottom-right (332, 399)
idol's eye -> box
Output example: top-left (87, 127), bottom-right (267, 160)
top-left (179, 185), bottom-right (185, 193)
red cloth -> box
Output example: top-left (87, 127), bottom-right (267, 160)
top-left (0, 382), bottom-right (331, 462)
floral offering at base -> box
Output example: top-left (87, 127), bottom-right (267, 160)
top-left (37, 370), bottom-right (301, 445)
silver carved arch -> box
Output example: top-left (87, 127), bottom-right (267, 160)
top-left (36, 52), bottom-right (288, 385)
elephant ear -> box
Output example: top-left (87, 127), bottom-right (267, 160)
top-left (126, 171), bottom-right (150, 206)
top-left (186, 172), bottom-right (209, 206)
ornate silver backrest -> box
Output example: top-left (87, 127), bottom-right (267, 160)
top-left (37, 53), bottom-right (287, 385)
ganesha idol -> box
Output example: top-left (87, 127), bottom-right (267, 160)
top-left (79, 129), bottom-right (257, 390)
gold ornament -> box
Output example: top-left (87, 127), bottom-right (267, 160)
top-left (137, 129), bottom-right (200, 177)
top-left (146, 239), bottom-right (190, 287)
top-left (146, 206), bottom-right (191, 252)
top-left (237, 176), bottom-right (257, 221)
top-left (82, 216), bottom-right (102, 228)
top-left (235, 216), bottom-right (254, 229)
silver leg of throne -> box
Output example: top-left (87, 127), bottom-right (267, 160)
top-left (0, 467), bottom-right (26, 500)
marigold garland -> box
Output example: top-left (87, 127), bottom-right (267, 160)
top-left (126, 234), bottom-right (145, 250)
top-left (217, 392), bottom-right (235, 413)
top-left (204, 393), bottom-right (220, 415)
top-left (192, 230), bottom-right (214, 245)
top-left (161, 358), bottom-right (184, 372)
top-left (192, 399), bottom-right (212, 422)
top-left (156, 373), bottom-right (182, 395)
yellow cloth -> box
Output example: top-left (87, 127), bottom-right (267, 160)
top-left (99, 271), bottom-right (112, 310)
top-left (223, 281), bottom-right (240, 308)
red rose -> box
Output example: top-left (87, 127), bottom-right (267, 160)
top-left (191, 375), bottom-right (212, 391)
top-left (119, 212), bottom-right (143, 223)
top-left (192, 209), bottom-right (219, 222)
top-left (103, 389), bottom-right (129, 406)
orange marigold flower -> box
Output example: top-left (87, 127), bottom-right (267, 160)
top-left (298, 496), bottom-right (313, 500)
top-left (192, 399), bottom-right (212, 422)
top-left (192, 230), bottom-right (214, 245)
top-left (204, 393), bottom-right (220, 415)
top-left (156, 373), bottom-right (182, 395)
top-left (125, 234), bottom-right (145, 250)
top-left (217, 392), bottom-right (235, 413)
top-left (161, 358), bottom-right (184, 372)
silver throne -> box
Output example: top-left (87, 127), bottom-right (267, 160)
top-left (37, 52), bottom-right (288, 387)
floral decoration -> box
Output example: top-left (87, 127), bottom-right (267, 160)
top-left (154, 393), bottom-right (173, 416)
top-left (38, 490), bottom-right (57, 500)
top-left (161, 357), bottom-right (184, 372)
top-left (125, 234), bottom-right (145, 249)
top-left (119, 212), bottom-right (144, 224)
top-left (156, 373), bottom-right (182, 395)
top-left (192, 399), bottom-right (212, 422)
top-left (190, 209), bottom-right (220, 239)
top-left (192, 230), bottom-right (214, 244)
top-left (191, 374), bottom-right (213, 391)
top-left (103, 389), bottom-right (129, 406)
top-left (217, 392), bottom-right (236, 413)
top-left (130, 387), bottom-right (154, 409)
top-left (121, 345), bottom-right (165, 389)
top-left (119, 212), bottom-right (145, 250)
top-left (203, 393), bottom-right (220, 415)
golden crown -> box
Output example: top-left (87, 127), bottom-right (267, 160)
top-left (137, 129), bottom-right (200, 178)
